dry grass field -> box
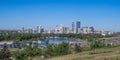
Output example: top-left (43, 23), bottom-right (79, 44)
top-left (33, 46), bottom-right (120, 60)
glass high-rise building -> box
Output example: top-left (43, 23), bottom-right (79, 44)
top-left (37, 26), bottom-right (42, 33)
top-left (22, 27), bottom-right (25, 33)
top-left (76, 21), bottom-right (81, 33)
top-left (72, 22), bottom-right (75, 31)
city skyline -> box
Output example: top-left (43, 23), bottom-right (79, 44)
top-left (0, 0), bottom-right (120, 32)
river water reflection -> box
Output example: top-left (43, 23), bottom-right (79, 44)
top-left (0, 38), bottom-right (81, 48)
top-left (1, 38), bottom-right (120, 48)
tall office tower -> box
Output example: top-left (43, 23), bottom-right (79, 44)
top-left (89, 27), bottom-right (95, 32)
top-left (22, 27), bottom-right (25, 33)
top-left (76, 21), bottom-right (81, 33)
top-left (72, 22), bottom-right (75, 32)
top-left (37, 26), bottom-right (42, 33)
top-left (28, 28), bottom-right (33, 33)
top-left (41, 28), bottom-right (44, 33)
top-left (55, 25), bottom-right (59, 34)
top-left (64, 27), bottom-right (69, 34)
top-left (59, 24), bottom-right (64, 34)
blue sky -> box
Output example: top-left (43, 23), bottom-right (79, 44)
top-left (0, 0), bottom-right (120, 32)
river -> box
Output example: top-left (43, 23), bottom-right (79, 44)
top-left (0, 38), bottom-right (86, 48)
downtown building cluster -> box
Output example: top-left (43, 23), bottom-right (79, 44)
top-left (19, 21), bottom-right (113, 35)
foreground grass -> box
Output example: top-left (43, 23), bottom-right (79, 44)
top-left (33, 46), bottom-right (120, 60)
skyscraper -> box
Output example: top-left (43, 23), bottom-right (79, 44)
top-left (37, 26), bottom-right (42, 33)
top-left (76, 21), bottom-right (81, 33)
top-left (22, 27), bottom-right (25, 33)
top-left (72, 22), bottom-right (75, 32)
top-left (59, 24), bottom-right (64, 34)
top-left (89, 27), bottom-right (95, 32)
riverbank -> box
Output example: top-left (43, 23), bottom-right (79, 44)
top-left (0, 41), bottom-right (13, 45)
top-left (1, 36), bottom-right (120, 49)
top-left (99, 35), bottom-right (120, 40)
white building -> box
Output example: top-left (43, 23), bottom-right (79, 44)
top-left (82, 27), bottom-right (91, 34)
top-left (37, 26), bottom-right (42, 33)
top-left (54, 24), bottom-right (70, 34)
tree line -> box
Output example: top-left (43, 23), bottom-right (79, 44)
top-left (0, 38), bottom-right (115, 60)
top-left (0, 33), bottom-right (46, 41)
top-left (0, 33), bottom-right (114, 41)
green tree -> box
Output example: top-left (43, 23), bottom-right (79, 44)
top-left (45, 45), bottom-right (54, 57)
top-left (13, 46), bottom-right (42, 60)
top-left (75, 44), bottom-right (82, 52)
top-left (0, 43), bottom-right (12, 60)
top-left (54, 42), bottom-right (69, 56)
top-left (90, 40), bottom-right (101, 49)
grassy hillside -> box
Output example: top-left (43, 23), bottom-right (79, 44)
top-left (33, 46), bottom-right (120, 60)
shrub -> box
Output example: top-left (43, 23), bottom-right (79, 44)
top-left (74, 44), bottom-right (82, 52)
top-left (90, 40), bottom-right (101, 49)
top-left (0, 43), bottom-right (12, 60)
